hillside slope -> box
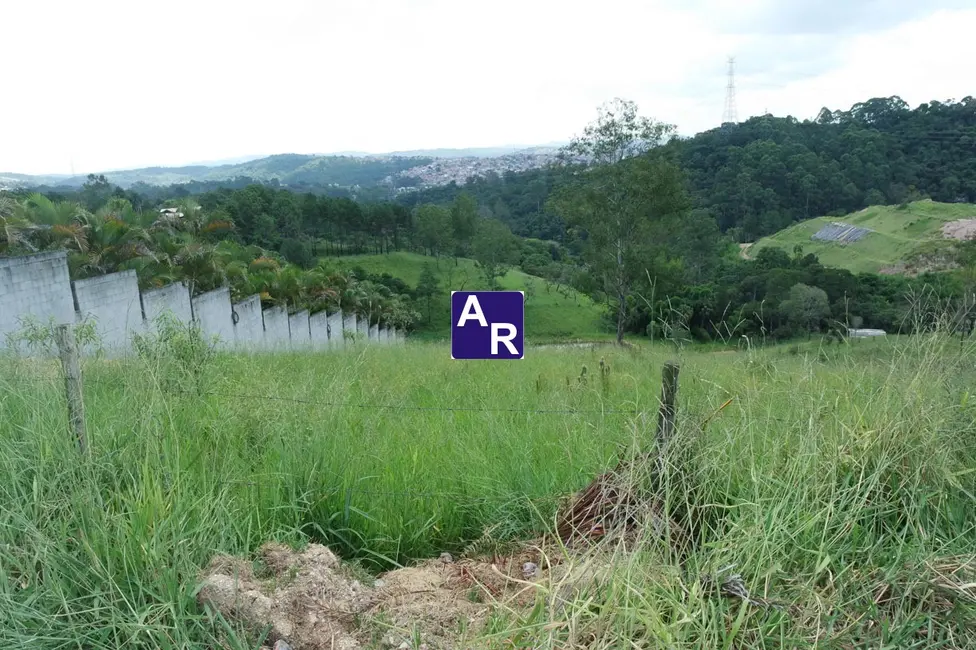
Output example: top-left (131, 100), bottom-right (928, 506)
top-left (746, 200), bottom-right (976, 273)
top-left (335, 252), bottom-right (607, 341)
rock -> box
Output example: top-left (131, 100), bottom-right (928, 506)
top-left (273, 642), bottom-right (293, 650)
top-left (439, 552), bottom-right (454, 564)
top-left (374, 578), bottom-right (386, 588)
top-left (522, 562), bottom-right (539, 579)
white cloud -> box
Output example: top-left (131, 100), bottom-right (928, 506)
top-left (0, 0), bottom-right (973, 174)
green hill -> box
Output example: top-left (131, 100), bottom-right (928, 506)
top-left (745, 200), bottom-right (976, 273)
top-left (334, 252), bottom-right (608, 342)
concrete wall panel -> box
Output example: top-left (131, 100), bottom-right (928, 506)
top-left (327, 311), bottom-right (344, 348)
top-left (289, 310), bottom-right (311, 346)
top-left (263, 305), bottom-right (290, 349)
top-left (309, 311), bottom-right (329, 349)
top-left (192, 287), bottom-right (236, 346)
top-left (72, 269), bottom-right (143, 350)
top-left (0, 251), bottom-right (75, 349)
top-left (142, 282), bottom-right (192, 328)
top-left (232, 295), bottom-right (264, 347)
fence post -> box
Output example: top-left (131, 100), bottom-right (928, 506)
top-left (55, 324), bottom-right (88, 455)
top-left (656, 361), bottom-right (679, 447)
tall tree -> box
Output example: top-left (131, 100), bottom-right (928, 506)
top-left (450, 192), bottom-right (478, 256)
top-left (548, 98), bottom-right (689, 343)
top-left (471, 218), bottom-right (519, 289)
top-left (415, 263), bottom-right (441, 323)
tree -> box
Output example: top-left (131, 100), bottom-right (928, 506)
top-left (781, 283), bottom-right (831, 334)
top-left (471, 218), bottom-right (519, 289)
top-left (450, 192), bottom-right (478, 256)
top-left (413, 204), bottom-right (453, 258)
top-left (415, 263), bottom-right (441, 323)
top-left (548, 98), bottom-right (688, 343)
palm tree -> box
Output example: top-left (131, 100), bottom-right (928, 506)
top-left (0, 197), bottom-right (36, 254)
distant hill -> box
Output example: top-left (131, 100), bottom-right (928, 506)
top-left (745, 200), bottom-right (976, 274)
top-left (1, 144), bottom-right (566, 192)
top-left (3, 154), bottom-right (436, 191)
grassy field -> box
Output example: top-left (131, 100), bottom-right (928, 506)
top-left (1, 332), bottom-right (975, 648)
top-left (334, 251), bottom-right (609, 342)
top-left (746, 200), bottom-right (976, 273)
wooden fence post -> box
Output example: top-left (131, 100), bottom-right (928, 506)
top-left (656, 361), bottom-right (679, 447)
top-left (55, 324), bottom-right (88, 455)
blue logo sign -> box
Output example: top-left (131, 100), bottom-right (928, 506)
top-left (451, 291), bottom-right (524, 359)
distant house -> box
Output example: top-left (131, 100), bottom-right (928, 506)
top-left (159, 207), bottom-right (184, 218)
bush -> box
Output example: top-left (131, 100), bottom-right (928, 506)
top-left (132, 313), bottom-right (218, 394)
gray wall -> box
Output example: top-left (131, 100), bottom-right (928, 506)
top-left (72, 270), bottom-right (143, 350)
top-left (327, 311), bottom-right (344, 349)
top-left (0, 251), bottom-right (407, 354)
top-left (232, 295), bottom-right (264, 347)
top-left (309, 311), bottom-right (329, 349)
top-left (289, 310), bottom-right (311, 347)
top-left (192, 287), bottom-right (236, 346)
top-left (263, 305), bottom-right (290, 348)
top-left (343, 312), bottom-right (357, 343)
top-left (142, 281), bottom-right (192, 326)
top-left (0, 251), bottom-right (75, 348)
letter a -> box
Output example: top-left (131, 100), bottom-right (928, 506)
top-left (456, 295), bottom-right (488, 327)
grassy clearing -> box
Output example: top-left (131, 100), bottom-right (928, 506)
top-left (334, 251), bottom-right (608, 341)
top-left (1, 333), bottom-right (975, 648)
top-left (748, 200), bottom-right (976, 273)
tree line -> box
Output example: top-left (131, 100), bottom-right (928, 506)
top-left (401, 95), bottom-right (976, 244)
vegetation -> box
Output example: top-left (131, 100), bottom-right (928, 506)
top-left (336, 252), bottom-right (605, 341)
top-left (2, 330), bottom-right (974, 648)
top-left (10, 154), bottom-right (433, 193)
top-left (748, 199), bottom-right (976, 273)
top-left (404, 96), bottom-right (976, 244)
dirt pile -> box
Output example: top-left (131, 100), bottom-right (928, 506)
top-left (941, 219), bottom-right (976, 241)
top-left (197, 539), bottom-right (609, 650)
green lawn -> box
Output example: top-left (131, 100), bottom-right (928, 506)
top-left (2, 333), bottom-right (974, 648)
top-left (747, 200), bottom-right (976, 273)
top-left (333, 251), bottom-right (610, 342)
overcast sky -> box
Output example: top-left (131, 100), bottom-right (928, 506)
top-left (2, 0), bottom-right (974, 175)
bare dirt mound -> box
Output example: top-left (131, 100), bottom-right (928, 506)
top-left (942, 219), bottom-right (976, 241)
top-left (197, 539), bottom-right (608, 650)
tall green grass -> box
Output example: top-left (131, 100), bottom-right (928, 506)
top-left (1, 332), bottom-right (974, 648)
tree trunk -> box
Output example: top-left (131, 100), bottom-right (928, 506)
top-left (616, 237), bottom-right (625, 345)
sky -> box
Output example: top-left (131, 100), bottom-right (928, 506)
top-left (2, 0), bottom-right (975, 175)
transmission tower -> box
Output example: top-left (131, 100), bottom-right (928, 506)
top-left (722, 56), bottom-right (738, 125)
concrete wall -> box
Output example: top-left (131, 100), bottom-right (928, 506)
top-left (343, 312), bottom-right (357, 343)
top-left (263, 305), bottom-right (290, 349)
top-left (289, 310), bottom-right (311, 347)
top-left (192, 287), bottom-right (236, 346)
top-left (0, 251), bottom-right (408, 354)
top-left (0, 251), bottom-right (75, 349)
top-left (232, 295), bottom-right (264, 347)
top-left (142, 281), bottom-right (192, 327)
top-left (327, 311), bottom-right (344, 348)
top-left (72, 270), bottom-right (143, 350)
top-left (309, 311), bottom-right (330, 349)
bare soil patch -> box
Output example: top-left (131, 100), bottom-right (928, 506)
top-left (197, 537), bottom-right (628, 650)
top-left (941, 219), bottom-right (976, 241)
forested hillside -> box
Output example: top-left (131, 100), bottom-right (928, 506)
top-left (4, 95), bottom-right (976, 344)
top-left (402, 96), bottom-right (976, 243)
